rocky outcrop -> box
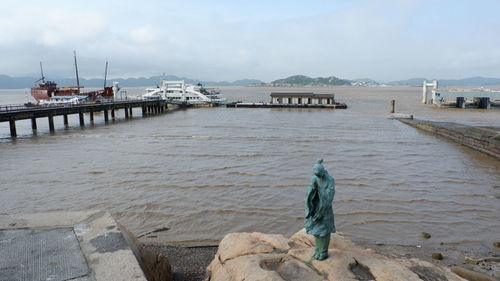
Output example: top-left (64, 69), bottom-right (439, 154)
top-left (205, 229), bottom-right (466, 281)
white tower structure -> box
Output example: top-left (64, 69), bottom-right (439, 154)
top-left (113, 82), bottom-right (127, 100)
top-left (422, 80), bottom-right (438, 104)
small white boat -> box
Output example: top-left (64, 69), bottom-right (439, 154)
top-left (38, 96), bottom-right (88, 106)
top-left (142, 80), bottom-right (226, 105)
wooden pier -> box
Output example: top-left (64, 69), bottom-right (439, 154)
top-left (0, 100), bottom-right (167, 137)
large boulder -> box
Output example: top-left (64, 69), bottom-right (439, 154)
top-left (205, 229), bottom-right (466, 281)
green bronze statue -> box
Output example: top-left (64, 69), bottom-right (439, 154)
top-left (304, 158), bottom-right (336, 260)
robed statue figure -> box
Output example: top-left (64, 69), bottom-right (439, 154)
top-left (304, 158), bottom-right (336, 260)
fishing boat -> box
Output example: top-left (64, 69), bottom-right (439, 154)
top-left (31, 52), bottom-right (114, 104)
top-left (142, 80), bottom-right (226, 105)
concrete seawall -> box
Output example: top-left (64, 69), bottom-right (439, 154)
top-left (398, 119), bottom-right (500, 160)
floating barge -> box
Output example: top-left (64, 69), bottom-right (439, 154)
top-left (227, 92), bottom-right (347, 109)
top-left (227, 102), bottom-right (347, 109)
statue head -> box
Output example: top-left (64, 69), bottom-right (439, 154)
top-left (312, 158), bottom-right (326, 177)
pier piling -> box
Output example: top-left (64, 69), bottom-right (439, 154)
top-left (456, 97), bottom-right (466, 108)
top-left (390, 100), bottom-right (395, 113)
top-left (31, 118), bottom-right (37, 130)
top-left (48, 114), bottom-right (55, 132)
top-left (9, 118), bottom-right (16, 137)
top-left (1, 100), bottom-right (166, 137)
top-left (79, 112), bottom-right (84, 126)
top-left (111, 109), bottom-right (115, 119)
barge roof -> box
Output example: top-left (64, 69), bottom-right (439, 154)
top-left (270, 92), bottom-right (334, 98)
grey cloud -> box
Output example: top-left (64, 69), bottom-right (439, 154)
top-left (1, 1), bottom-right (499, 82)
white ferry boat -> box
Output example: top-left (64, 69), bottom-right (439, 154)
top-left (142, 80), bottom-right (226, 105)
top-left (38, 95), bottom-right (87, 106)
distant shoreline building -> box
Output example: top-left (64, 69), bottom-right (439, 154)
top-left (270, 92), bottom-right (335, 105)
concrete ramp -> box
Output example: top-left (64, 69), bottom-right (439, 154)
top-left (0, 227), bottom-right (90, 281)
top-left (0, 211), bottom-right (169, 281)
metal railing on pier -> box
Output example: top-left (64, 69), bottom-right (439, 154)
top-left (1, 98), bottom-right (168, 137)
top-left (0, 98), bottom-right (143, 113)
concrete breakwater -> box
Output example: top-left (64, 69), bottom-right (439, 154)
top-left (398, 119), bottom-right (500, 160)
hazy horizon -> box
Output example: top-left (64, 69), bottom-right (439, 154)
top-left (3, 73), bottom-right (500, 86)
top-left (1, 0), bottom-right (499, 82)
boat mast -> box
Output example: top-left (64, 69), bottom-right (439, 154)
top-left (73, 50), bottom-right (80, 94)
top-left (39, 61), bottom-right (45, 83)
top-left (103, 61), bottom-right (108, 88)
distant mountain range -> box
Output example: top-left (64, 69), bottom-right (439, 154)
top-left (264, 75), bottom-right (500, 87)
top-left (0, 74), bottom-right (264, 89)
top-left (1, 73), bottom-right (499, 89)
top-left (387, 76), bottom-right (500, 86)
top-left (269, 75), bottom-right (351, 86)
top-left (251, 75), bottom-right (378, 86)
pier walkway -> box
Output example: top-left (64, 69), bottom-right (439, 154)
top-left (0, 100), bottom-right (167, 137)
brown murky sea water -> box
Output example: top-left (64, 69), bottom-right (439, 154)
top-left (0, 86), bottom-right (499, 251)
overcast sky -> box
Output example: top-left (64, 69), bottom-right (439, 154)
top-left (1, 0), bottom-right (499, 82)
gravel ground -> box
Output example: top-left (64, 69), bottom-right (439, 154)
top-left (143, 243), bottom-right (217, 281)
